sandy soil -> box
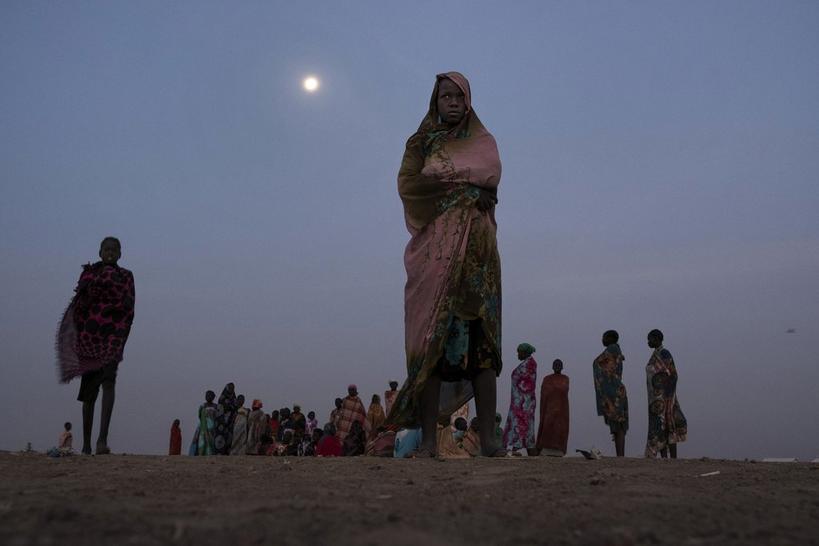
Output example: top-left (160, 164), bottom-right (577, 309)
top-left (0, 452), bottom-right (817, 546)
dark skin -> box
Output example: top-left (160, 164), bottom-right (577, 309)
top-left (436, 78), bottom-right (496, 213)
top-left (553, 359), bottom-right (564, 374)
top-left (601, 333), bottom-right (626, 457)
top-left (647, 331), bottom-right (677, 459)
top-left (99, 239), bottom-right (121, 266)
top-left (418, 367), bottom-right (500, 457)
top-left (81, 239), bottom-right (123, 455)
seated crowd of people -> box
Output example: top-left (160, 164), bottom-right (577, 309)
top-left (174, 381), bottom-right (504, 458)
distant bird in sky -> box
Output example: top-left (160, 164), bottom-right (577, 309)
top-left (786, 328), bottom-right (796, 334)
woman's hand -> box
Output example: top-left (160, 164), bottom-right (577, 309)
top-left (475, 188), bottom-right (498, 211)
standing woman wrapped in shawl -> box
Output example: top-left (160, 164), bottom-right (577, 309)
top-left (502, 343), bottom-right (538, 454)
top-left (169, 419), bottom-right (182, 456)
top-left (230, 395), bottom-right (249, 455)
top-left (645, 329), bottom-right (687, 458)
top-left (213, 383), bottom-right (238, 455)
top-left (56, 237), bottom-right (135, 455)
top-left (190, 390), bottom-right (217, 456)
top-left (593, 330), bottom-right (629, 457)
top-left (246, 399), bottom-right (266, 455)
top-left (366, 394), bottom-right (386, 434)
top-left (536, 359), bottom-right (570, 456)
top-left (388, 72), bottom-right (504, 457)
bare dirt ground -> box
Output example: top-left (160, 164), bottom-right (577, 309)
top-left (0, 452), bottom-right (817, 546)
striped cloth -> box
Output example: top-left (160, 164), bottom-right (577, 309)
top-left (335, 396), bottom-right (367, 440)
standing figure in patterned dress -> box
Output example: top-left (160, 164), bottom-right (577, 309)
top-left (502, 343), bottom-right (538, 454)
top-left (56, 237), bottom-right (135, 455)
top-left (593, 330), bottom-right (628, 457)
top-left (645, 329), bottom-right (687, 458)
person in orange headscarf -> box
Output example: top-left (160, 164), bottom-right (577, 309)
top-left (169, 419), bottom-right (182, 455)
top-left (536, 359), bottom-right (570, 456)
top-left (389, 72), bottom-right (504, 458)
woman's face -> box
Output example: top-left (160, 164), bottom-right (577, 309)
top-left (99, 240), bottom-right (121, 265)
top-left (437, 78), bottom-right (466, 126)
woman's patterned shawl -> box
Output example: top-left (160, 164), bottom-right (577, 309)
top-left (389, 72), bottom-right (502, 427)
top-left (645, 347), bottom-right (687, 456)
top-left (56, 262), bottom-right (135, 383)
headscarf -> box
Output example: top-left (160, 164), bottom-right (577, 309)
top-left (252, 399), bottom-right (263, 410)
top-left (517, 343), bottom-right (536, 358)
top-left (398, 71), bottom-right (502, 234)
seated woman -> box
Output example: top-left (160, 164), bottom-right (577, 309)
top-left (303, 428), bottom-right (323, 456)
top-left (462, 418), bottom-right (481, 457)
top-left (342, 420), bottom-right (366, 456)
top-left (316, 424), bottom-right (343, 457)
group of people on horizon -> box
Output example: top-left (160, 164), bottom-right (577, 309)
top-left (168, 379), bottom-right (508, 459)
top-left (176, 382), bottom-right (407, 458)
top-left (499, 332), bottom-right (687, 460)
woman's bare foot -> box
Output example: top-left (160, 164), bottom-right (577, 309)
top-left (95, 444), bottom-right (111, 455)
top-left (483, 448), bottom-right (508, 458)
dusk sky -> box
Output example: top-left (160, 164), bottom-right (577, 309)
top-left (1, 2), bottom-right (817, 459)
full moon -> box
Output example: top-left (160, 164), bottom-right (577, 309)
top-left (303, 76), bottom-right (319, 92)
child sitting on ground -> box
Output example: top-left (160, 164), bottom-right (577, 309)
top-left (59, 422), bottom-right (73, 453)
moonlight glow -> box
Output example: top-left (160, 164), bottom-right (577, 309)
top-left (303, 76), bottom-right (319, 92)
